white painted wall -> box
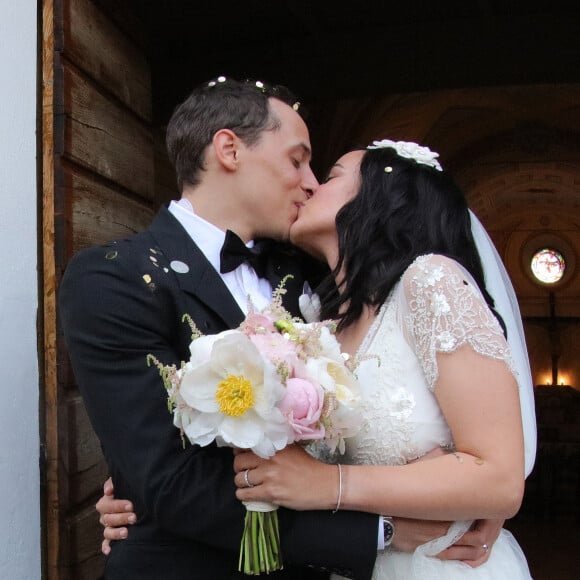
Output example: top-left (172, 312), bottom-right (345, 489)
top-left (0, 2), bottom-right (41, 579)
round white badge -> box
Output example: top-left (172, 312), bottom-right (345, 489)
top-left (170, 260), bottom-right (190, 274)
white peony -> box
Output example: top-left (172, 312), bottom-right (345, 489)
top-left (298, 325), bottom-right (359, 398)
top-left (304, 355), bottom-right (359, 399)
top-left (302, 351), bottom-right (362, 454)
top-left (316, 325), bottom-right (345, 363)
top-left (178, 331), bottom-right (292, 458)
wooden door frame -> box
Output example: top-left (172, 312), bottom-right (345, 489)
top-left (41, 0), bottom-right (67, 577)
top-left (41, 0), bottom-right (57, 576)
top-left (40, 1), bottom-right (156, 576)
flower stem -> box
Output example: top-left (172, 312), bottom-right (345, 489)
top-left (239, 509), bottom-right (282, 575)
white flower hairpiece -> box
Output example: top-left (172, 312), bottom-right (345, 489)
top-left (367, 139), bottom-right (443, 171)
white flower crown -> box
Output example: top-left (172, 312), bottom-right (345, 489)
top-left (367, 139), bottom-right (443, 171)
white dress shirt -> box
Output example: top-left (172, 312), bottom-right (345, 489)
top-left (168, 199), bottom-right (273, 313)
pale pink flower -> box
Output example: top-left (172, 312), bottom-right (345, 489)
top-left (279, 377), bottom-right (325, 440)
top-left (241, 312), bottom-right (277, 335)
top-left (249, 332), bottom-right (298, 366)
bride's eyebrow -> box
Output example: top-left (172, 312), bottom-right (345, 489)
top-left (324, 162), bottom-right (344, 180)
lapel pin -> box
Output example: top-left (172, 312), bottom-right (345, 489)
top-left (170, 260), bottom-right (190, 274)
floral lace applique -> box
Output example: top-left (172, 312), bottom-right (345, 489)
top-left (404, 254), bottom-right (514, 391)
top-left (352, 385), bottom-right (418, 466)
top-left (346, 300), bottom-right (419, 466)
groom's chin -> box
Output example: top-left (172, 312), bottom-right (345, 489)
top-left (288, 221), bottom-right (305, 245)
top-left (288, 228), bottom-right (304, 250)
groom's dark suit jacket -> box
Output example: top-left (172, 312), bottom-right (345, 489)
top-left (59, 206), bottom-right (379, 580)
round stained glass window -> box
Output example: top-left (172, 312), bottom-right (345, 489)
top-left (530, 249), bottom-right (566, 284)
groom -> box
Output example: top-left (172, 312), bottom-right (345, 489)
top-left (60, 77), bottom-right (500, 579)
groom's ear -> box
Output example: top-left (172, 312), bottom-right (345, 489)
top-left (212, 129), bottom-right (240, 172)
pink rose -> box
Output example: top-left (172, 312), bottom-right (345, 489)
top-left (279, 378), bottom-right (325, 441)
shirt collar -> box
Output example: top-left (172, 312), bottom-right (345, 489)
top-left (168, 199), bottom-right (254, 272)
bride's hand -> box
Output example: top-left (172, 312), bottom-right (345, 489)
top-left (234, 445), bottom-right (336, 511)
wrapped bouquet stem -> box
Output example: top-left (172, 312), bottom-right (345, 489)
top-left (149, 279), bottom-right (362, 575)
top-left (239, 501), bottom-right (281, 575)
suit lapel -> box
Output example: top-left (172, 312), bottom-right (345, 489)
top-left (147, 206), bottom-right (306, 325)
top-left (148, 206), bottom-right (245, 329)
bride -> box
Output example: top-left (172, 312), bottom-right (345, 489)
top-left (233, 140), bottom-right (534, 579)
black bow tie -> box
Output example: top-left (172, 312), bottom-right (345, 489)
top-left (219, 230), bottom-right (269, 278)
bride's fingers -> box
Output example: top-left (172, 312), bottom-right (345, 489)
top-left (234, 468), bottom-right (261, 489)
top-left (235, 481), bottom-right (275, 505)
top-left (233, 451), bottom-right (261, 473)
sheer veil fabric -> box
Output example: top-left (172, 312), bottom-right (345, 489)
top-left (469, 210), bottom-right (536, 476)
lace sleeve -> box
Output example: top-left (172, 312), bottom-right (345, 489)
top-left (400, 254), bottom-right (515, 391)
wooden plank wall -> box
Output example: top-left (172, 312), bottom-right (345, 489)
top-left (49, 0), bottom-right (156, 577)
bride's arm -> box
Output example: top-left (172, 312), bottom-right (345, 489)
top-left (335, 345), bottom-right (525, 520)
top-left (235, 255), bottom-right (526, 521)
top-left (234, 345), bottom-right (524, 521)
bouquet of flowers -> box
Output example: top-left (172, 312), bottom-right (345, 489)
top-left (148, 279), bottom-right (362, 575)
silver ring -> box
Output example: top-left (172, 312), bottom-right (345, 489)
top-left (244, 469), bottom-right (255, 488)
top-left (482, 543), bottom-right (489, 553)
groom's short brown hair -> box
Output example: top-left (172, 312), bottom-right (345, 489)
top-left (166, 77), bottom-right (302, 191)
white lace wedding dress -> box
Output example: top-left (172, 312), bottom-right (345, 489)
top-left (333, 254), bottom-right (532, 580)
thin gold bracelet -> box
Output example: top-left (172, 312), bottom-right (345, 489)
top-left (332, 463), bottom-right (343, 513)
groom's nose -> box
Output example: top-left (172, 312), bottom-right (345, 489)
top-left (302, 166), bottom-right (319, 199)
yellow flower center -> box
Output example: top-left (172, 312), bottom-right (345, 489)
top-left (216, 374), bottom-right (255, 417)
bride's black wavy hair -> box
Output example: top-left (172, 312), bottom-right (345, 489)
top-left (319, 147), bottom-right (505, 333)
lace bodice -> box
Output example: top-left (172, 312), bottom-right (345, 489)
top-left (342, 254), bottom-right (516, 466)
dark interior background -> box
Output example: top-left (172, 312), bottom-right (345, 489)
top-left (100, 0), bottom-right (580, 156)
